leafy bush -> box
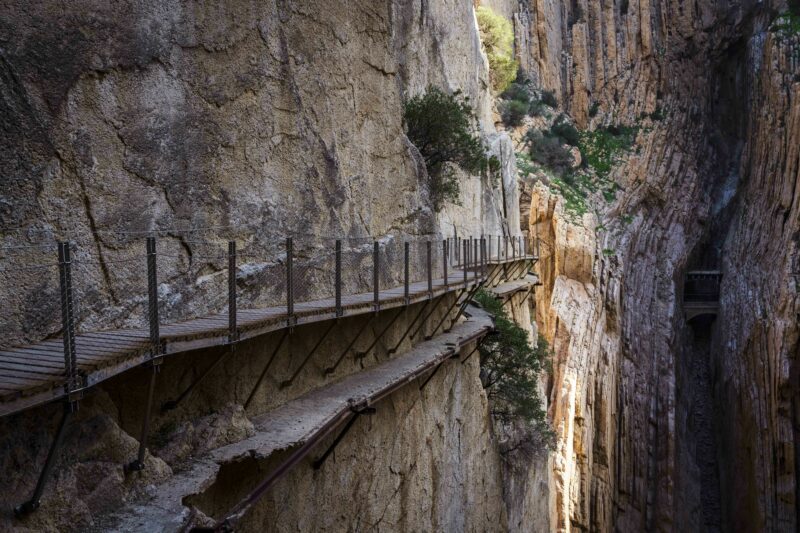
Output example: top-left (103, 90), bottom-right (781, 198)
top-left (771, 10), bottom-right (800, 36)
top-left (588, 101), bottom-right (600, 118)
top-left (476, 6), bottom-right (518, 93)
top-left (474, 289), bottom-right (553, 449)
top-left (528, 130), bottom-right (575, 177)
top-left (528, 99), bottom-right (548, 117)
top-left (550, 115), bottom-right (581, 146)
top-left (649, 104), bottom-right (665, 121)
top-left (403, 87), bottom-right (493, 210)
top-left (540, 89), bottom-right (558, 108)
top-left (500, 81), bottom-right (530, 102)
top-left (501, 99), bottom-right (529, 127)
top-left (578, 124), bottom-right (638, 180)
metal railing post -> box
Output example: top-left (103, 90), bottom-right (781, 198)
top-left (473, 238), bottom-right (478, 281)
top-left (404, 242), bottom-right (410, 304)
top-left (335, 240), bottom-right (342, 318)
top-left (463, 240), bottom-right (468, 288)
top-left (481, 237), bottom-right (486, 278)
top-left (286, 237), bottom-right (294, 327)
top-left (126, 236), bottom-right (162, 474)
top-left (443, 240), bottom-right (448, 286)
top-left (426, 240), bottom-right (432, 297)
top-left (373, 241), bottom-right (379, 313)
top-left (57, 242), bottom-right (78, 395)
top-left (228, 241), bottom-right (237, 345)
top-left (15, 242), bottom-right (80, 516)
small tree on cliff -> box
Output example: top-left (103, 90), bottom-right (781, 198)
top-left (476, 6), bottom-right (518, 93)
top-left (474, 289), bottom-right (554, 460)
top-left (403, 87), bottom-right (498, 210)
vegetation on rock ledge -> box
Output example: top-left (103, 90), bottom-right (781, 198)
top-left (403, 87), bottom-right (499, 211)
top-left (476, 6), bottom-right (518, 93)
top-left (474, 289), bottom-right (554, 457)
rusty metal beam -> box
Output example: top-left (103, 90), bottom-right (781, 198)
top-left (244, 330), bottom-right (289, 410)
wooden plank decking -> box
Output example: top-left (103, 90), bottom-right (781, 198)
top-left (0, 256), bottom-right (536, 417)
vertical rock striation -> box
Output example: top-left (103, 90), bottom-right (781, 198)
top-left (509, 0), bottom-right (800, 530)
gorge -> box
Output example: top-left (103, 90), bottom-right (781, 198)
top-left (0, 0), bottom-right (799, 532)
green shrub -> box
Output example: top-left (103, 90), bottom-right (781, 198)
top-left (528, 130), bottom-right (574, 177)
top-left (500, 82), bottom-right (531, 102)
top-left (588, 101), bottom-right (600, 118)
top-left (578, 124), bottom-right (637, 180)
top-left (551, 115), bottom-right (581, 146)
top-left (540, 89), bottom-right (558, 108)
top-left (474, 289), bottom-right (553, 447)
top-left (528, 100), bottom-right (548, 117)
top-left (501, 99), bottom-right (529, 126)
top-left (646, 103), bottom-right (666, 121)
top-left (771, 10), bottom-right (800, 36)
top-left (476, 6), bottom-right (518, 93)
top-left (403, 87), bottom-right (492, 210)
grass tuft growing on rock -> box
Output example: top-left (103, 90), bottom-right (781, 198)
top-left (403, 86), bottom-right (498, 211)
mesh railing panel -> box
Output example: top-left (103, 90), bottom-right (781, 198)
top-left (0, 230), bottom-right (539, 353)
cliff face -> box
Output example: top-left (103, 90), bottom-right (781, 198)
top-left (0, 2), bottom-right (534, 531)
top-left (0, 0), bottom-right (516, 347)
top-left (511, 0), bottom-right (800, 530)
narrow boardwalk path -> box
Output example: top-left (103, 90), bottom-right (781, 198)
top-left (0, 257), bottom-right (534, 417)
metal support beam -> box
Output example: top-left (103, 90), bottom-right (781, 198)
top-left (425, 289), bottom-right (465, 340)
top-left (16, 242), bottom-right (83, 516)
top-left (161, 347), bottom-right (231, 412)
top-left (387, 299), bottom-right (430, 355)
top-left (14, 403), bottom-right (73, 517)
top-left (460, 345), bottom-right (480, 365)
top-left (410, 295), bottom-right (446, 341)
top-left (244, 330), bottom-right (289, 410)
top-left (279, 320), bottom-right (337, 389)
top-left (162, 241), bottom-right (239, 413)
top-left (324, 315), bottom-right (375, 375)
top-left (312, 405), bottom-right (376, 470)
top-left (444, 283), bottom-right (483, 333)
top-left (354, 307), bottom-right (404, 359)
top-left (127, 237), bottom-right (162, 475)
top-left (418, 359), bottom-right (447, 391)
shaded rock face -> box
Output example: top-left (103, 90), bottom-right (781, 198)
top-left (0, 0), bottom-right (515, 348)
top-left (187, 354), bottom-right (507, 533)
top-left (512, 0), bottom-right (800, 531)
top-left (0, 391), bottom-right (171, 532)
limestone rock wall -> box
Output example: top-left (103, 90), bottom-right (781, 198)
top-left (508, 0), bottom-right (800, 530)
top-left (0, 0), bottom-right (518, 348)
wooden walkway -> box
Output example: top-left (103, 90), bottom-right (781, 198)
top-left (0, 256), bottom-right (536, 417)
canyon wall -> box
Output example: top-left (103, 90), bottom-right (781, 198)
top-left (0, 0), bottom-right (517, 348)
top-left (0, 2), bottom-right (539, 532)
top-left (509, 0), bottom-right (800, 530)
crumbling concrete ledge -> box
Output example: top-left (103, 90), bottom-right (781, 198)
top-left (102, 306), bottom-right (494, 531)
top-left (486, 275), bottom-right (538, 299)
